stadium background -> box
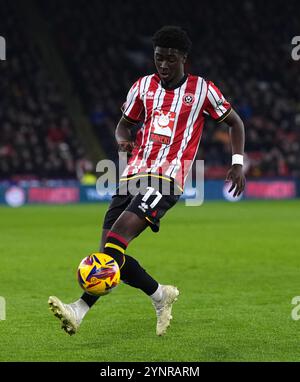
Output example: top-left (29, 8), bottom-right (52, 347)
top-left (1, 0), bottom-right (300, 362)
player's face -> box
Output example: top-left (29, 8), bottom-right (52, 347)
top-left (154, 47), bottom-right (186, 84)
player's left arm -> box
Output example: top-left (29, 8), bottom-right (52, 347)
top-left (223, 108), bottom-right (246, 197)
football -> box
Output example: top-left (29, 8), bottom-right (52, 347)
top-left (77, 253), bottom-right (120, 296)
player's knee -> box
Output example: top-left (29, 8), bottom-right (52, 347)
top-left (111, 220), bottom-right (131, 240)
top-left (112, 212), bottom-right (146, 242)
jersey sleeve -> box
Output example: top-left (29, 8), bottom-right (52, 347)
top-left (203, 81), bottom-right (232, 122)
top-left (121, 79), bottom-right (144, 122)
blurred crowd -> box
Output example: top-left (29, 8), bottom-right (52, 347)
top-left (1, 0), bottom-right (299, 181)
top-left (0, 1), bottom-right (87, 182)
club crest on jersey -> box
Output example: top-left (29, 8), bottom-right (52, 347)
top-left (182, 93), bottom-right (195, 106)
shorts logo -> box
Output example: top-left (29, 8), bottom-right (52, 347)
top-left (182, 93), bottom-right (195, 106)
top-left (138, 202), bottom-right (149, 213)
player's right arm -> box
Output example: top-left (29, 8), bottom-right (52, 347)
top-left (115, 116), bottom-right (137, 154)
top-left (115, 78), bottom-right (144, 154)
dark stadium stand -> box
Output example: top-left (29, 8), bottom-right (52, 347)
top-left (0, 1), bottom-right (88, 181)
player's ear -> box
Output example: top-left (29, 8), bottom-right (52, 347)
top-left (182, 54), bottom-right (187, 64)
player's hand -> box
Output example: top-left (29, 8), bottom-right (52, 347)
top-left (225, 164), bottom-right (246, 197)
top-left (117, 141), bottom-right (135, 156)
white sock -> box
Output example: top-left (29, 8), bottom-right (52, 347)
top-left (150, 284), bottom-right (163, 302)
top-left (71, 298), bottom-right (89, 319)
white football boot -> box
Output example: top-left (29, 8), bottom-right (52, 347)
top-left (152, 285), bottom-right (179, 336)
top-left (48, 296), bottom-right (82, 336)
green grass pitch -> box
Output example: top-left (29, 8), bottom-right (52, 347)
top-left (0, 200), bottom-right (300, 362)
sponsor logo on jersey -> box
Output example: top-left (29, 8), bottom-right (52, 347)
top-left (150, 110), bottom-right (176, 145)
top-left (216, 98), bottom-right (224, 106)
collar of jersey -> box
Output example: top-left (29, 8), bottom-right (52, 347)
top-left (160, 73), bottom-right (188, 90)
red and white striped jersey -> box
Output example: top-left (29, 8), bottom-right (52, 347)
top-left (121, 73), bottom-right (231, 188)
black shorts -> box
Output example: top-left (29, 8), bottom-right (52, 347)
top-left (103, 174), bottom-right (182, 233)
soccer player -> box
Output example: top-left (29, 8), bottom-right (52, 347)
top-left (48, 26), bottom-right (245, 336)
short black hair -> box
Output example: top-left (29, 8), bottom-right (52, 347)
top-left (152, 25), bottom-right (192, 54)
